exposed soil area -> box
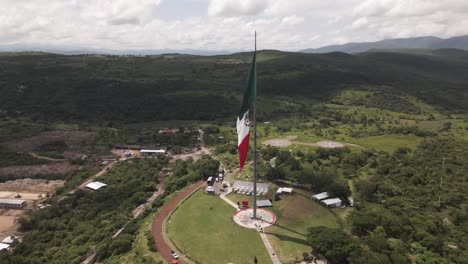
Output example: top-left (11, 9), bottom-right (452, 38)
top-left (264, 136), bottom-right (362, 149)
top-left (0, 130), bottom-right (96, 153)
top-left (0, 178), bottom-right (65, 193)
top-left (0, 162), bottom-right (79, 177)
top-left (0, 213), bottom-right (18, 238)
top-left (0, 179), bottom-right (65, 238)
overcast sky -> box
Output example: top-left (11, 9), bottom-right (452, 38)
top-left (1, 0), bottom-right (468, 51)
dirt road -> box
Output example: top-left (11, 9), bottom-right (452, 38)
top-left (28, 152), bottom-right (66, 161)
top-left (78, 160), bottom-right (117, 189)
top-left (151, 181), bottom-right (204, 264)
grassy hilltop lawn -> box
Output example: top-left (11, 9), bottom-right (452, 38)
top-left (166, 189), bottom-right (271, 264)
top-left (227, 191), bottom-right (341, 264)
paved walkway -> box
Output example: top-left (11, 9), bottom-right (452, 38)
top-left (219, 186), bottom-right (282, 264)
top-left (260, 233), bottom-right (281, 264)
top-left (219, 186), bottom-right (237, 208)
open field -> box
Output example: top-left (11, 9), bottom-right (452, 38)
top-left (0, 162), bottom-right (78, 178)
top-left (0, 178), bottom-right (65, 193)
top-left (227, 190), bottom-right (341, 264)
top-left (166, 189), bottom-right (271, 264)
top-left (351, 134), bottom-right (422, 152)
top-left (0, 213), bottom-right (18, 238)
top-left (0, 130), bottom-right (96, 153)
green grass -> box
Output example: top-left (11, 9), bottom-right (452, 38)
top-left (351, 134), bottom-right (423, 152)
top-left (167, 189), bottom-right (271, 264)
top-left (227, 191), bottom-right (341, 264)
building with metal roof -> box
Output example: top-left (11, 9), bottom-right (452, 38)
top-left (85, 181), bottom-right (107, 191)
top-left (0, 199), bottom-right (26, 209)
top-left (277, 187), bottom-right (293, 194)
top-left (312, 192), bottom-right (329, 201)
top-left (256, 200), bottom-right (273, 207)
top-left (321, 198), bottom-right (342, 208)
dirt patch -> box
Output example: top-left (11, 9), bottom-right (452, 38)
top-left (263, 136), bottom-right (297, 147)
top-left (315, 141), bottom-right (344, 148)
top-left (0, 162), bottom-right (78, 177)
top-left (280, 193), bottom-right (320, 219)
top-left (264, 136), bottom-right (354, 149)
top-left (0, 214), bottom-right (18, 237)
top-left (0, 130), bottom-right (96, 153)
top-left (0, 178), bottom-right (64, 194)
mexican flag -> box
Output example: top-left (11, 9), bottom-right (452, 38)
top-left (237, 52), bottom-right (256, 171)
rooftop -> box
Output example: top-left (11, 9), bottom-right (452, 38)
top-left (85, 181), bottom-right (107, 190)
top-left (0, 243), bottom-right (10, 251)
top-left (312, 192), bottom-right (329, 200)
top-left (256, 200), bottom-right (273, 207)
top-left (0, 199), bottom-right (26, 205)
top-left (322, 198), bottom-right (342, 205)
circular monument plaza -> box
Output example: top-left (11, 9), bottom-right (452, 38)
top-left (233, 208), bottom-right (276, 229)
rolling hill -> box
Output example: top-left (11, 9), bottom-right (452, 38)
top-left (301, 35), bottom-right (468, 54)
top-left (0, 50), bottom-right (467, 123)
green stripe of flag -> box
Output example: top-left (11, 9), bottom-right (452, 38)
top-left (238, 52), bottom-right (256, 119)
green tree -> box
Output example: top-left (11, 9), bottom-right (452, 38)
top-left (307, 227), bottom-right (357, 264)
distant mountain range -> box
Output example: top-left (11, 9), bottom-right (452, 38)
top-left (0, 44), bottom-right (234, 56)
top-left (301, 35), bottom-right (468, 54)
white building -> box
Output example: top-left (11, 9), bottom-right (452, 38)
top-left (140, 148), bottom-right (167, 157)
top-left (312, 192), bottom-right (329, 201)
top-left (2, 236), bottom-right (18, 246)
top-left (0, 199), bottom-right (26, 209)
top-left (322, 198), bottom-right (342, 208)
top-left (85, 181), bottom-right (107, 191)
top-left (0, 243), bottom-right (10, 252)
top-left (276, 187), bottom-right (293, 194)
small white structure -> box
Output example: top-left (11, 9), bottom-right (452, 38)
top-left (277, 187), bottom-right (293, 194)
top-left (312, 192), bottom-right (329, 201)
top-left (322, 198), bottom-right (342, 208)
top-left (0, 243), bottom-right (10, 252)
top-left (140, 149), bottom-right (166, 157)
top-left (2, 236), bottom-right (18, 246)
top-left (85, 181), bottom-right (107, 191)
top-left (257, 200), bottom-right (273, 207)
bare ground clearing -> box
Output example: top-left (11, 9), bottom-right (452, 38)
top-left (0, 130), bottom-right (96, 152)
top-left (0, 178), bottom-right (64, 194)
top-left (263, 136), bottom-right (363, 149)
top-left (0, 162), bottom-right (79, 177)
top-left (0, 214), bottom-right (18, 238)
top-left (0, 179), bottom-right (65, 238)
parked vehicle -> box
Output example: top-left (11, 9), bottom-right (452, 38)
top-left (171, 250), bottom-right (179, 259)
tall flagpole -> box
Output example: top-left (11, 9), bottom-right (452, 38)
top-left (253, 31), bottom-right (258, 219)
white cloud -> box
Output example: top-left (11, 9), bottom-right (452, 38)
top-left (0, 0), bottom-right (467, 51)
top-left (281, 15), bottom-right (304, 26)
top-left (351, 0), bottom-right (468, 40)
top-left (207, 0), bottom-right (272, 17)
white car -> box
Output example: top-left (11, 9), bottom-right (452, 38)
top-left (170, 250), bottom-right (179, 259)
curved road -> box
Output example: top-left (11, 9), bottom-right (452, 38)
top-left (151, 181), bottom-right (204, 264)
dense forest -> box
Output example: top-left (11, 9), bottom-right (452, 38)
top-left (0, 50), bottom-right (467, 123)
